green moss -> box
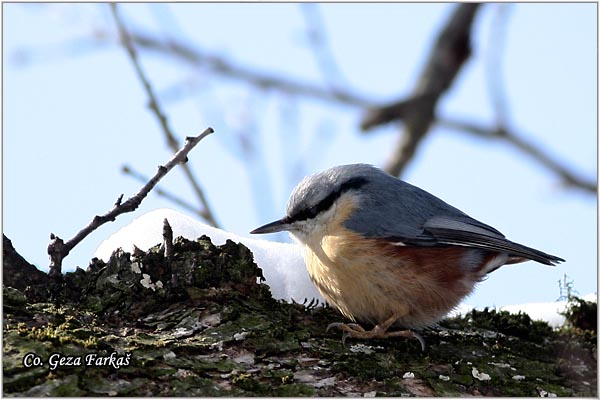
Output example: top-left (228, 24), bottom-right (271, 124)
top-left (427, 377), bottom-right (464, 397)
top-left (563, 296), bottom-right (597, 333)
top-left (261, 368), bottom-right (293, 380)
top-left (166, 375), bottom-right (225, 397)
top-left (450, 371), bottom-right (474, 386)
top-left (274, 383), bottom-right (316, 396)
top-left (2, 367), bottom-right (50, 394)
top-left (47, 375), bottom-right (87, 397)
top-left (446, 307), bottom-right (554, 344)
top-left (23, 323), bottom-right (99, 349)
top-left (3, 234), bottom-right (597, 396)
top-left (4, 287), bottom-right (28, 307)
top-left (232, 373), bottom-right (271, 394)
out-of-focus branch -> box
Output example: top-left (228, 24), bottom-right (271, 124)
top-left (300, 3), bottom-right (347, 92)
top-left (95, 10), bottom-right (593, 196)
top-left (361, 3), bottom-right (482, 177)
top-left (485, 4), bottom-right (513, 129)
top-left (47, 128), bottom-right (214, 277)
top-left (110, 3), bottom-right (220, 228)
top-left (95, 29), bottom-right (376, 108)
top-left (122, 164), bottom-right (205, 218)
top-left (110, 4), bottom-right (178, 151)
top-left (468, 5), bottom-right (596, 193)
top-left (438, 119), bottom-right (597, 194)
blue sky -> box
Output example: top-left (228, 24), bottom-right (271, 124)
top-left (3, 3), bottom-right (597, 308)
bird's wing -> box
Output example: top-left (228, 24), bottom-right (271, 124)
top-left (389, 215), bottom-right (563, 266)
top-left (343, 176), bottom-right (563, 266)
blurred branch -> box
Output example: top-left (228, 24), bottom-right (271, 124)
top-left (485, 4), bottom-right (513, 130)
top-left (97, 7), bottom-right (593, 196)
top-left (361, 3), bottom-right (482, 177)
top-left (462, 4), bottom-right (595, 194)
top-left (99, 28), bottom-right (376, 108)
top-left (47, 128), bottom-right (214, 277)
top-left (300, 3), bottom-right (347, 92)
top-left (110, 3), bottom-right (220, 228)
top-left (438, 119), bottom-right (597, 194)
top-left (122, 164), bottom-right (206, 218)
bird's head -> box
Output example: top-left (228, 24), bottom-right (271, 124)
top-left (250, 164), bottom-right (380, 243)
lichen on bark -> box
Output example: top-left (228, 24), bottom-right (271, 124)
top-left (2, 234), bottom-right (597, 396)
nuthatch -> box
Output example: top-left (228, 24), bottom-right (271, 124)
top-left (251, 164), bottom-right (564, 348)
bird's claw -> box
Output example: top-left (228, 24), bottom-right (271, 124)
top-left (326, 321), bottom-right (426, 351)
top-left (341, 331), bottom-right (350, 347)
top-left (325, 322), bottom-right (341, 333)
top-left (412, 331), bottom-right (426, 351)
top-left (326, 322), bottom-right (364, 333)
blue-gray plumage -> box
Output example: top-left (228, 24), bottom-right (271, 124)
top-left (251, 163), bottom-right (564, 348)
top-left (281, 163), bottom-right (561, 265)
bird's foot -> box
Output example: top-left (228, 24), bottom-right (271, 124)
top-left (326, 317), bottom-right (426, 351)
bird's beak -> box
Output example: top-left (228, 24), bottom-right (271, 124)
top-left (250, 218), bottom-right (291, 234)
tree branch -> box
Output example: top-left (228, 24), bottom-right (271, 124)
top-left (360, 4), bottom-right (481, 177)
top-left (94, 11), bottom-right (594, 196)
top-left (47, 128), bottom-right (214, 277)
top-left (99, 28), bottom-right (376, 109)
top-left (438, 118), bottom-right (597, 194)
top-left (300, 3), bottom-right (347, 92)
top-left (121, 164), bottom-right (206, 219)
top-left (484, 4), bottom-right (513, 129)
top-left (110, 3), bottom-right (220, 228)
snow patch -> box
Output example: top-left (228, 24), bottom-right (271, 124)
top-left (472, 367), bottom-right (491, 381)
top-left (94, 208), bottom-right (322, 303)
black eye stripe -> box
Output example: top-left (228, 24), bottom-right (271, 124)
top-left (289, 177), bottom-right (369, 222)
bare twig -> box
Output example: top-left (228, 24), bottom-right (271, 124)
top-left (361, 3), bottom-right (482, 177)
top-left (485, 4), bottom-right (513, 129)
top-left (162, 217), bottom-right (176, 286)
top-left (438, 118), bottom-right (597, 194)
top-left (122, 164), bottom-right (205, 219)
top-left (110, 3), bottom-right (220, 228)
top-left (92, 15), bottom-right (594, 196)
top-left (466, 7), bottom-right (593, 193)
top-left (163, 218), bottom-right (174, 260)
top-left (360, 93), bottom-right (438, 131)
top-left (300, 3), bottom-right (347, 91)
top-left (47, 128), bottom-right (214, 277)
top-left (99, 28), bottom-right (376, 108)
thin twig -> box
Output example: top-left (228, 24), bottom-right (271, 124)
top-left (47, 128), bottom-right (214, 277)
top-left (485, 4), bottom-right (513, 129)
top-left (122, 164), bottom-right (205, 219)
top-left (163, 217), bottom-right (174, 260)
top-left (438, 118), bottom-right (597, 194)
top-left (93, 19), bottom-right (594, 196)
top-left (110, 3), bottom-right (220, 228)
top-left (102, 28), bottom-right (376, 108)
top-left (163, 217), bottom-right (175, 286)
top-left (300, 3), bottom-right (347, 92)
top-left (361, 4), bottom-right (482, 177)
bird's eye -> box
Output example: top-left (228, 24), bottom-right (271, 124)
top-left (292, 204), bottom-right (320, 222)
top-left (306, 205), bottom-right (319, 219)
top-left (289, 176), bottom-right (368, 223)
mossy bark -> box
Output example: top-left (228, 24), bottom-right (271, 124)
top-left (3, 234), bottom-right (596, 396)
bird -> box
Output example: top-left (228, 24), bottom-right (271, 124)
top-left (250, 164), bottom-right (564, 349)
